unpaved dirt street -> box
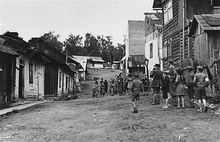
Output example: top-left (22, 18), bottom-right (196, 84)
top-left (0, 69), bottom-right (219, 142)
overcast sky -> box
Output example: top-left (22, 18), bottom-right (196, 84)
top-left (0, 0), bottom-right (154, 45)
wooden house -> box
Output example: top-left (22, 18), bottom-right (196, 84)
top-left (29, 38), bottom-right (79, 97)
top-left (88, 56), bottom-right (105, 69)
top-left (152, 0), bottom-right (220, 69)
top-left (144, 12), bottom-right (163, 71)
top-left (0, 37), bottom-right (19, 106)
top-left (0, 32), bottom-right (48, 104)
top-left (189, 14), bottom-right (220, 94)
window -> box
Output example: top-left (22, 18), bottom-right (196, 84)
top-left (66, 76), bottom-right (70, 90)
top-left (167, 38), bottom-right (172, 57)
top-left (150, 43), bottom-right (153, 58)
top-left (59, 72), bottom-right (62, 88)
top-left (29, 63), bottom-right (33, 84)
top-left (162, 41), bottom-right (168, 58)
top-left (163, 0), bottom-right (173, 24)
top-left (212, 0), bottom-right (220, 7)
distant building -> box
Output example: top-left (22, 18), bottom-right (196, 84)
top-left (125, 20), bottom-right (146, 76)
top-left (88, 56), bottom-right (105, 69)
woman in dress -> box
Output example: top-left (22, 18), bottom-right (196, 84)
top-left (175, 69), bottom-right (186, 108)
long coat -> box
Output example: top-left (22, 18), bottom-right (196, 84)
top-left (150, 69), bottom-right (163, 88)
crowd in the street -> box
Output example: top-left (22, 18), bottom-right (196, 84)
top-left (92, 60), bottom-right (211, 114)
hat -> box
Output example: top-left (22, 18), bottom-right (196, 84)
top-left (186, 66), bottom-right (193, 70)
top-left (154, 64), bottom-right (160, 67)
top-left (197, 66), bottom-right (203, 69)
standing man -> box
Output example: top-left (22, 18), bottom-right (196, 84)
top-left (104, 79), bottom-right (108, 94)
top-left (150, 64), bottom-right (163, 105)
top-left (118, 73), bottom-right (124, 95)
top-left (130, 74), bottom-right (143, 113)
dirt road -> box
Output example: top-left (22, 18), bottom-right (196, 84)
top-left (0, 69), bottom-right (219, 142)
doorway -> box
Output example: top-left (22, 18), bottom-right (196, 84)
top-left (19, 59), bottom-right (25, 99)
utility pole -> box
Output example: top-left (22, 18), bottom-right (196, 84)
top-left (181, 0), bottom-right (185, 67)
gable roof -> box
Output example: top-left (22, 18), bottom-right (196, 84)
top-left (0, 44), bottom-right (19, 56)
top-left (189, 14), bottom-right (220, 37)
top-left (71, 55), bottom-right (88, 71)
top-left (144, 12), bottom-right (163, 27)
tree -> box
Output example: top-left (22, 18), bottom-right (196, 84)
top-left (84, 33), bottom-right (100, 56)
top-left (63, 34), bottom-right (83, 55)
top-left (40, 31), bottom-right (63, 52)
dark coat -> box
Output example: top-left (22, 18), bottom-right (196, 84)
top-left (150, 69), bottom-right (163, 88)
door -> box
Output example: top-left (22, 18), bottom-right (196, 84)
top-left (19, 59), bottom-right (25, 99)
top-left (4, 60), bottom-right (12, 102)
top-left (19, 65), bottom-right (24, 98)
top-left (44, 64), bottom-right (58, 95)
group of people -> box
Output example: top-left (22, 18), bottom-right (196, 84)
top-left (92, 78), bottom-right (108, 98)
top-left (128, 60), bottom-right (210, 113)
top-left (92, 60), bottom-right (210, 114)
top-left (147, 60), bottom-right (209, 112)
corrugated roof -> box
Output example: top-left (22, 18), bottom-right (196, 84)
top-left (144, 12), bottom-right (163, 27)
top-left (189, 14), bottom-right (220, 37)
top-left (196, 14), bottom-right (220, 31)
top-left (204, 15), bottom-right (220, 26)
top-left (89, 56), bottom-right (105, 63)
top-left (0, 44), bottom-right (19, 56)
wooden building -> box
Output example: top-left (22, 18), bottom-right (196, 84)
top-left (189, 14), bottom-right (220, 94)
top-left (152, 0), bottom-right (220, 69)
top-left (29, 38), bottom-right (79, 97)
top-left (0, 39), bottom-right (18, 106)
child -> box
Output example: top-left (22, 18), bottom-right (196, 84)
top-left (100, 81), bottom-right (105, 98)
top-left (110, 80), bottom-right (115, 96)
top-left (175, 69), bottom-right (186, 108)
top-left (92, 81), bottom-right (99, 98)
top-left (127, 77), bottom-right (133, 95)
top-left (162, 71), bottom-right (170, 108)
top-left (193, 66), bottom-right (209, 112)
top-left (130, 74), bottom-right (143, 113)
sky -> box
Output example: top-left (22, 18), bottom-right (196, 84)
top-left (0, 0), bottom-right (154, 45)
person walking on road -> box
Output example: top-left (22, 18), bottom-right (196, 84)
top-left (150, 64), bottom-right (163, 105)
top-left (130, 74), bottom-right (143, 113)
